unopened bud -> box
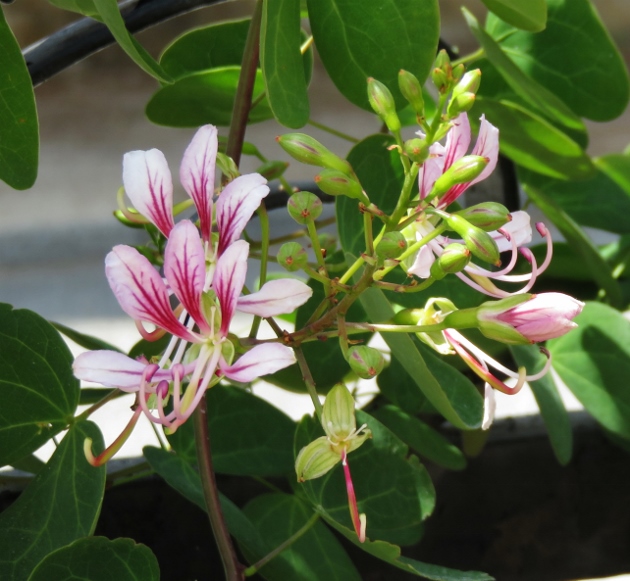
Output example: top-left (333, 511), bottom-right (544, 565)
top-left (398, 70), bottom-right (425, 116)
top-left (287, 191), bottom-right (323, 224)
top-left (375, 231), bottom-right (408, 259)
top-left (429, 243), bottom-right (471, 279)
top-left (431, 155), bottom-right (488, 198)
top-left (277, 242), bottom-right (308, 272)
top-left (404, 138), bottom-right (429, 164)
top-left (276, 133), bottom-right (353, 175)
top-left (452, 69), bottom-right (481, 98)
top-left (447, 92), bottom-right (476, 117)
top-left (431, 67), bottom-right (449, 93)
top-left (215, 152), bottom-right (240, 181)
top-left (347, 346), bottom-right (385, 379)
top-left (456, 202), bottom-right (511, 232)
top-left (367, 77), bottom-right (401, 133)
top-left (295, 436), bottom-right (340, 481)
top-left (451, 63), bottom-right (465, 83)
top-left (432, 50), bottom-right (452, 93)
top-left (315, 169), bottom-right (364, 200)
top-left (255, 160), bottom-right (288, 181)
top-left (442, 213), bottom-right (501, 266)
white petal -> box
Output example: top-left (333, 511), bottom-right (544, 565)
top-left (407, 245), bottom-right (435, 278)
top-left (213, 239), bottom-right (249, 335)
top-left (237, 279), bottom-right (313, 317)
top-left (222, 344), bottom-right (296, 383)
top-left (493, 211), bottom-right (532, 252)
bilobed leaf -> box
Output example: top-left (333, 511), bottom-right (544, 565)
top-left (0, 304), bottom-right (79, 467)
top-left (549, 303), bottom-right (630, 441)
top-left (146, 67), bottom-right (272, 127)
top-left (471, 97), bottom-right (594, 180)
top-left (520, 172), bottom-right (622, 307)
top-left (261, 0), bottom-right (310, 128)
top-left (517, 165), bottom-right (630, 235)
top-left (480, 0), bottom-right (546, 31)
top-left (167, 385), bottom-right (295, 476)
top-left (510, 345), bottom-right (572, 465)
top-left (241, 494), bottom-right (361, 581)
top-left (372, 405), bottom-right (467, 470)
top-left (307, 0), bottom-right (439, 110)
top-left (0, 9), bottom-right (38, 190)
top-left (486, 0), bottom-right (630, 121)
top-left (464, 9), bottom-right (584, 133)
top-left (27, 537), bottom-right (159, 581)
top-left (91, 0), bottom-right (171, 83)
top-left (0, 421), bottom-right (106, 581)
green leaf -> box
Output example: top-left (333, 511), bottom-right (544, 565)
top-left (91, 0), bottom-right (171, 83)
top-left (261, 0), bottom-right (310, 128)
top-left (295, 414), bottom-right (429, 546)
top-left (520, 171), bottom-right (622, 307)
top-left (464, 9), bottom-right (584, 133)
top-left (510, 345), bottom-right (572, 465)
top-left (241, 494), bottom-right (361, 581)
top-left (0, 304), bottom-right (79, 467)
top-left (486, 0), bottom-right (630, 122)
top-left (146, 67), bottom-right (272, 127)
top-left (319, 509), bottom-right (494, 580)
top-left (471, 98), bottom-right (593, 180)
top-left (9, 454), bottom-right (46, 475)
top-left (127, 333), bottom-right (171, 360)
top-left (596, 154), bottom-right (630, 196)
top-left (52, 321), bottom-right (122, 353)
top-left (377, 353), bottom-right (433, 415)
top-left (307, 0), bottom-right (439, 111)
top-left (480, 0), bottom-right (546, 31)
top-left (47, 0), bottom-right (99, 17)
top-left (549, 302), bottom-right (630, 441)
top-left (372, 405), bottom-right (467, 471)
top-left (359, 286), bottom-right (484, 430)
top-left (0, 421), bottom-right (106, 581)
top-left (517, 164), bottom-right (630, 235)
top-left (0, 9), bottom-right (39, 190)
top-left (28, 537), bottom-right (159, 581)
top-left (168, 385), bottom-right (295, 476)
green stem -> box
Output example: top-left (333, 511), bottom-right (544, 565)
top-left (243, 513), bottom-right (320, 577)
top-left (74, 388), bottom-right (123, 422)
top-left (452, 47), bottom-right (485, 67)
top-left (307, 119), bottom-right (360, 143)
top-left (194, 396), bottom-right (244, 581)
top-left (389, 162), bottom-right (420, 227)
top-left (295, 347), bottom-right (324, 421)
top-left (226, 0), bottom-right (263, 167)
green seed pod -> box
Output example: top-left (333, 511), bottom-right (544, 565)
top-left (276, 133), bottom-right (353, 175)
top-left (403, 138), bottom-right (430, 164)
top-left (367, 77), bottom-right (401, 133)
top-left (315, 169), bottom-right (364, 200)
top-left (429, 243), bottom-right (471, 280)
top-left (375, 231), bottom-right (408, 259)
top-left (456, 202), bottom-right (511, 232)
top-left (295, 436), bottom-right (340, 482)
top-left (287, 191), bottom-right (323, 224)
top-left (277, 242), bottom-right (308, 272)
top-left (347, 346), bottom-right (386, 379)
top-left (398, 69), bottom-right (425, 116)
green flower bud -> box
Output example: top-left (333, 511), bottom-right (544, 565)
top-left (442, 213), bottom-right (501, 266)
top-left (295, 436), bottom-right (340, 481)
top-left (318, 232), bottom-right (337, 256)
top-left (375, 231), bottom-right (408, 259)
top-left (452, 69), bottom-right (481, 98)
top-left (277, 242), bottom-right (308, 272)
top-left (347, 346), bottom-right (385, 379)
top-left (447, 92), bottom-right (476, 118)
top-left (451, 63), bottom-right (465, 83)
top-left (429, 243), bottom-right (471, 279)
top-left (404, 138), bottom-right (430, 164)
top-left (322, 383), bottom-right (356, 440)
top-left (367, 77), bottom-right (401, 133)
top-left (434, 49), bottom-right (451, 71)
top-left (431, 155), bottom-right (488, 198)
top-left (456, 202), bottom-right (511, 232)
top-left (315, 169), bottom-right (364, 200)
top-left (276, 133), bottom-right (353, 175)
top-left (431, 67), bottom-right (449, 93)
top-left (215, 152), bottom-right (240, 181)
top-left (255, 160), bottom-right (288, 181)
top-left (287, 191), bottom-right (323, 224)
top-left (432, 50), bottom-right (452, 93)
top-left (398, 69), bottom-right (425, 116)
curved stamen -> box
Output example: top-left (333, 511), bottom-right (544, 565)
top-left (341, 449), bottom-right (366, 543)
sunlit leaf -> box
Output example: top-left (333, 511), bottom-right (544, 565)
top-left (480, 0), bottom-right (546, 31)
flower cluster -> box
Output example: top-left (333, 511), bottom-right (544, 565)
top-left (74, 125), bottom-right (312, 461)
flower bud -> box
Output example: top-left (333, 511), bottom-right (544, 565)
top-left (429, 243), bottom-right (471, 279)
top-left (276, 133), bottom-right (353, 175)
top-left (375, 231), bottom-right (408, 259)
top-left (398, 69), bottom-right (425, 116)
top-left (315, 169), bottom-right (364, 200)
top-left (446, 92), bottom-right (476, 118)
top-left (446, 214), bottom-right (501, 266)
top-left (277, 242), bottom-right (308, 272)
top-left (404, 138), bottom-right (429, 164)
top-left (452, 70), bottom-right (481, 98)
top-left (346, 346), bottom-right (385, 379)
top-left (431, 155), bottom-right (489, 199)
top-left (255, 160), bottom-right (289, 181)
top-left (295, 436), bottom-right (340, 481)
top-left (451, 63), bottom-right (465, 83)
top-left (215, 152), bottom-right (240, 181)
top-left (432, 50), bottom-right (452, 93)
top-left (287, 191), bottom-right (323, 224)
top-left (367, 77), bottom-right (401, 134)
top-left (456, 202), bottom-right (511, 232)
top-left (322, 383), bottom-right (357, 441)
top-left (476, 293), bottom-right (584, 345)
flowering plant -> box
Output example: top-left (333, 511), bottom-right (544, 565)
top-left (0, 1), bottom-right (629, 580)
